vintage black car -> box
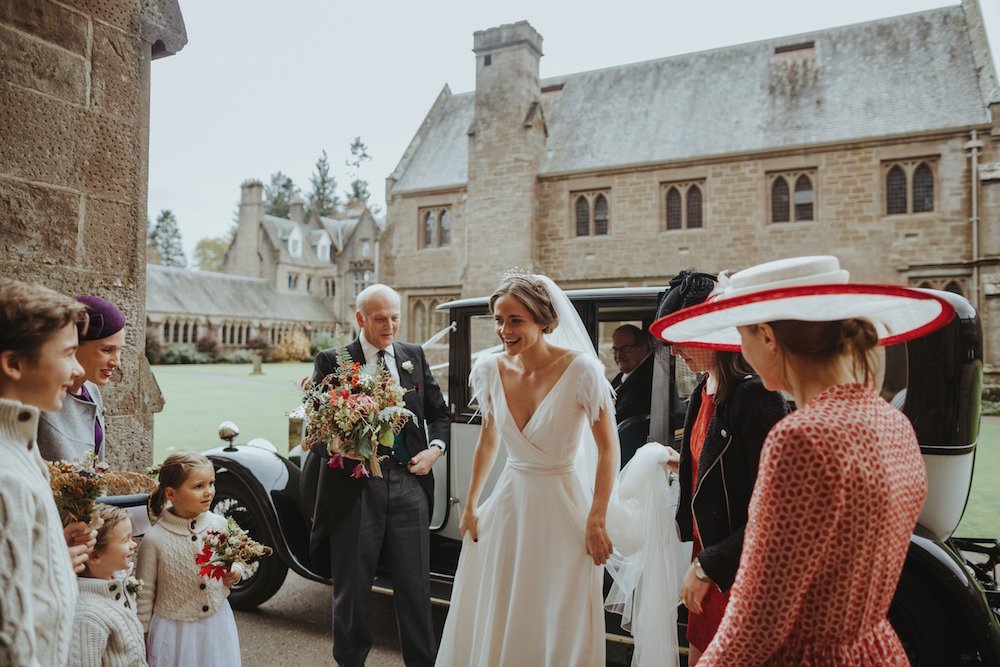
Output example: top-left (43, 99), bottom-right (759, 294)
top-left (203, 286), bottom-right (1000, 665)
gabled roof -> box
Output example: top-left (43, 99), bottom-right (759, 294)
top-left (146, 265), bottom-right (336, 322)
top-left (319, 215), bottom-right (360, 253)
top-left (392, 4), bottom-right (994, 193)
top-left (260, 214), bottom-right (332, 268)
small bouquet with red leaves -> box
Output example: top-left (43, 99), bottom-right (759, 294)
top-left (301, 345), bottom-right (414, 478)
top-left (196, 516), bottom-right (272, 581)
top-left (47, 452), bottom-right (109, 528)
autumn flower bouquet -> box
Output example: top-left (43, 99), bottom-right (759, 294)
top-left (47, 452), bottom-right (109, 528)
top-left (196, 515), bottom-right (273, 581)
top-left (301, 345), bottom-right (414, 478)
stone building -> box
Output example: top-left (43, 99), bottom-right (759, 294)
top-left (145, 264), bottom-right (337, 353)
top-left (0, 0), bottom-right (186, 470)
top-left (381, 2), bottom-right (1000, 384)
top-left (223, 179), bottom-right (383, 325)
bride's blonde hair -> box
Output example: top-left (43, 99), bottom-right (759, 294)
top-left (489, 269), bottom-right (559, 334)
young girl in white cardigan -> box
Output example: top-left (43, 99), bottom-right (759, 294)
top-left (134, 451), bottom-right (242, 666)
top-left (70, 504), bottom-right (146, 667)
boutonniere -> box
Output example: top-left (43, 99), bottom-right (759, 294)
top-left (401, 360), bottom-right (414, 374)
top-left (125, 575), bottom-right (144, 594)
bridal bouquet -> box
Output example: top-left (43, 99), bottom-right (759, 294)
top-left (47, 453), bottom-right (109, 528)
top-left (197, 515), bottom-right (273, 581)
top-left (300, 345), bottom-right (414, 478)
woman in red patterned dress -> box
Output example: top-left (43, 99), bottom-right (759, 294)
top-left (657, 270), bottom-right (788, 665)
top-left (651, 256), bottom-right (955, 666)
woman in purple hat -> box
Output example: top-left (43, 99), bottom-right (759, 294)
top-left (38, 295), bottom-right (126, 462)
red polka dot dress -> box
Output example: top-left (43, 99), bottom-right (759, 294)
top-left (699, 384), bottom-right (927, 666)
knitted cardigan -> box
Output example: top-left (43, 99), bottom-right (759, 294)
top-left (134, 510), bottom-right (231, 630)
top-left (0, 398), bottom-right (78, 666)
top-left (69, 577), bottom-right (147, 667)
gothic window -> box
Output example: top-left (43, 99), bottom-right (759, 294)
top-left (771, 177), bottom-right (790, 223)
top-left (909, 276), bottom-right (968, 296)
top-left (572, 190), bottom-right (611, 236)
top-left (192, 323), bottom-right (198, 341)
top-left (423, 210), bottom-right (436, 248)
top-left (353, 272), bottom-right (364, 298)
top-left (182, 322), bottom-right (189, 343)
top-left (172, 321), bottom-right (179, 343)
top-left (944, 280), bottom-right (964, 296)
top-left (438, 210), bottom-right (452, 246)
top-left (687, 186), bottom-right (703, 229)
top-left (162, 322), bottom-right (169, 342)
top-left (414, 301), bottom-right (427, 341)
top-left (575, 196), bottom-right (590, 236)
top-left (665, 187), bottom-right (682, 230)
top-left (794, 175), bottom-right (814, 221)
top-left (884, 159), bottom-right (937, 216)
top-left (912, 163), bottom-right (934, 213)
top-left (238, 325), bottom-right (244, 345)
top-left (287, 274), bottom-right (293, 290)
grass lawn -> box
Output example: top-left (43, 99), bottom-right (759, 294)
top-left (152, 362), bottom-right (312, 461)
top-left (153, 362), bottom-right (997, 539)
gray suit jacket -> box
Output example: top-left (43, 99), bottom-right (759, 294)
top-left (37, 381), bottom-right (106, 462)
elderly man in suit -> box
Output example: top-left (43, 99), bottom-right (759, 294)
top-left (610, 324), bottom-right (653, 423)
top-left (303, 283), bottom-right (449, 667)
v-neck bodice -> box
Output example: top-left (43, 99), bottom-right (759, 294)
top-left (473, 353), bottom-right (612, 474)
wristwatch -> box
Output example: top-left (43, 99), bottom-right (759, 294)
top-left (693, 558), bottom-right (711, 582)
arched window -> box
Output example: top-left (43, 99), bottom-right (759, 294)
top-left (414, 301), bottom-right (427, 341)
top-left (593, 195), bottom-right (609, 235)
top-left (686, 186), bottom-right (703, 229)
top-left (172, 321), bottom-right (179, 343)
top-left (665, 187), bottom-right (682, 230)
top-left (238, 325), bottom-right (244, 345)
top-left (162, 322), bottom-right (169, 341)
top-left (192, 323), bottom-right (198, 342)
top-left (575, 196), bottom-right (590, 236)
top-left (423, 210), bottom-right (436, 248)
top-left (918, 281), bottom-right (933, 289)
top-left (771, 177), bottom-right (790, 223)
top-left (886, 166), bottom-right (907, 215)
top-left (944, 280), bottom-right (964, 296)
top-left (912, 163), bottom-right (934, 214)
top-left (182, 322), bottom-right (189, 343)
top-left (439, 209), bottom-right (452, 246)
top-left (794, 175), bottom-right (814, 221)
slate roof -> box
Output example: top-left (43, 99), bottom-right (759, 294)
top-left (392, 4), bottom-right (995, 193)
top-left (260, 214), bottom-right (335, 268)
top-left (146, 265), bottom-right (336, 322)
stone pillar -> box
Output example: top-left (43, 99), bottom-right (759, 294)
top-left (463, 21), bottom-right (547, 296)
top-left (0, 0), bottom-right (185, 470)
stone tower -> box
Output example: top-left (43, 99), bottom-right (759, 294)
top-left (464, 21), bottom-right (547, 295)
top-left (224, 179), bottom-right (265, 277)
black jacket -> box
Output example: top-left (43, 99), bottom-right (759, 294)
top-left (300, 339), bottom-right (450, 576)
top-left (676, 375), bottom-right (789, 590)
top-left (610, 354), bottom-right (653, 424)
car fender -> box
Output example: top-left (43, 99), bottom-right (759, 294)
top-left (901, 524), bottom-right (1000, 663)
top-left (204, 444), bottom-right (326, 583)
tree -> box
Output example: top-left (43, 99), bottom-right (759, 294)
top-left (193, 236), bottom-right (228, 272)
top-left (263, 171), bottom-right (300, 218)
top-left (307, 150), bottom-right (339, 217)
top-left (343, 137), bottom-right (374, 210)
top-left (148, 209), bottom-right (186, 267)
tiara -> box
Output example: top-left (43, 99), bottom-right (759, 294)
top-left (499, 267), bottom-right (550, 299)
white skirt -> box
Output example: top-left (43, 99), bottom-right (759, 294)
top-left (147, 600), bottom-right (242, 667)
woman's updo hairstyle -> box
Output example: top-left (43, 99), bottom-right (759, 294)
top-left (148, 450), bottom-right (213, 521)
top-left (769, 318), bottom-right (880, 386)
top-left (489, 270), bottom-right (559, 334)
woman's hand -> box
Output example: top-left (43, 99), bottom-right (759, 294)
top-left (586, 515), bottom-right (613, 566)
top-left (663, 446), bottom-right (681, 473)
top-left (68, 543), bottom-right (91, 573)
top-left (680, 562), bottom-right (711, 614)
top-left (459, 509), bottom-right (478, 542)
top-left (64, 521), bottom-right (97, 549)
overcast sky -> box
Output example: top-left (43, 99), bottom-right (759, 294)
top-left (147, 0), bottom-right (1000, 262)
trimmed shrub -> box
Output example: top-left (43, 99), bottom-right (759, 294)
top-left (310, 331), bottom-right (336, 356)
top-left (272, 330), bottom-right (312, 362)
top-left (222, 349), bottom-right (253, 364)
top-left (145, 326), bottom-right (163, 365)
top-left (161, 345), bottom-right (210, 365)
top-left (195, 333), bottom-right (221, 361)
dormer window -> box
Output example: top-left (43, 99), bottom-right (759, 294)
top-left (317, 237), bottom-right (331, 261)
top-left (288, 227), bottom-right (303, 258)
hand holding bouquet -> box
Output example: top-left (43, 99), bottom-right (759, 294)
top-left (197, 515), bottom-right (273, 582)
top-left (301, 345), bottom-right (415, 478)
top-left (47, 452), bottom-right (108, 528)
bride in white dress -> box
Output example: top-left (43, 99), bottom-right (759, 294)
top-left (437, 272), bottom-right (682, 666)
top-left (436, 272), bottom-right (619, 666)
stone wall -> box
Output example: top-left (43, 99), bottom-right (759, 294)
top-left (0, 0), bottom-right (186, 470)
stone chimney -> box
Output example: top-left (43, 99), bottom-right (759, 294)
top-left (223, 179), bottom-right (264, 277)
top-left (288, 194), bottom-right (306, 223)
top-left (464, 21), bottom-right (546, 295)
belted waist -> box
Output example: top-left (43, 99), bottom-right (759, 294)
top-left (507, 458), bottom-right (576, 476)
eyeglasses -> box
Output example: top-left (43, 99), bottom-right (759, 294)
top-left (611, 343), bottom-right (642, 354)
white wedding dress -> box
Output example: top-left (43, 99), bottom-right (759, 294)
top-left (436, 352), bottom-right (612, 666)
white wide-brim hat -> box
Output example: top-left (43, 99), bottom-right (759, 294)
top-left (650, 256), bottom-right (956, 351)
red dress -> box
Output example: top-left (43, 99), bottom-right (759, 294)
top-left (700, 384), bottom-right (927, 666)
top-left (686, 388), bottom-right (731, 653)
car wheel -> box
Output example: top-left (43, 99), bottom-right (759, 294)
top-left (212, 473), bottom-right (289, 610)
top-left (889, 572), bottom-right (973, 666)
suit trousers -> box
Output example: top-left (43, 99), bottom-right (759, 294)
top-left (330, 461), bottom-right (435, 667)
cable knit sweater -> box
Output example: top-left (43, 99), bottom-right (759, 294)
top-left (70, 577), bottom-right (147, 667)
top-left (134, 509), bottom-right (231, 630)
top-left (0, 398), bottom-right (78, 666)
